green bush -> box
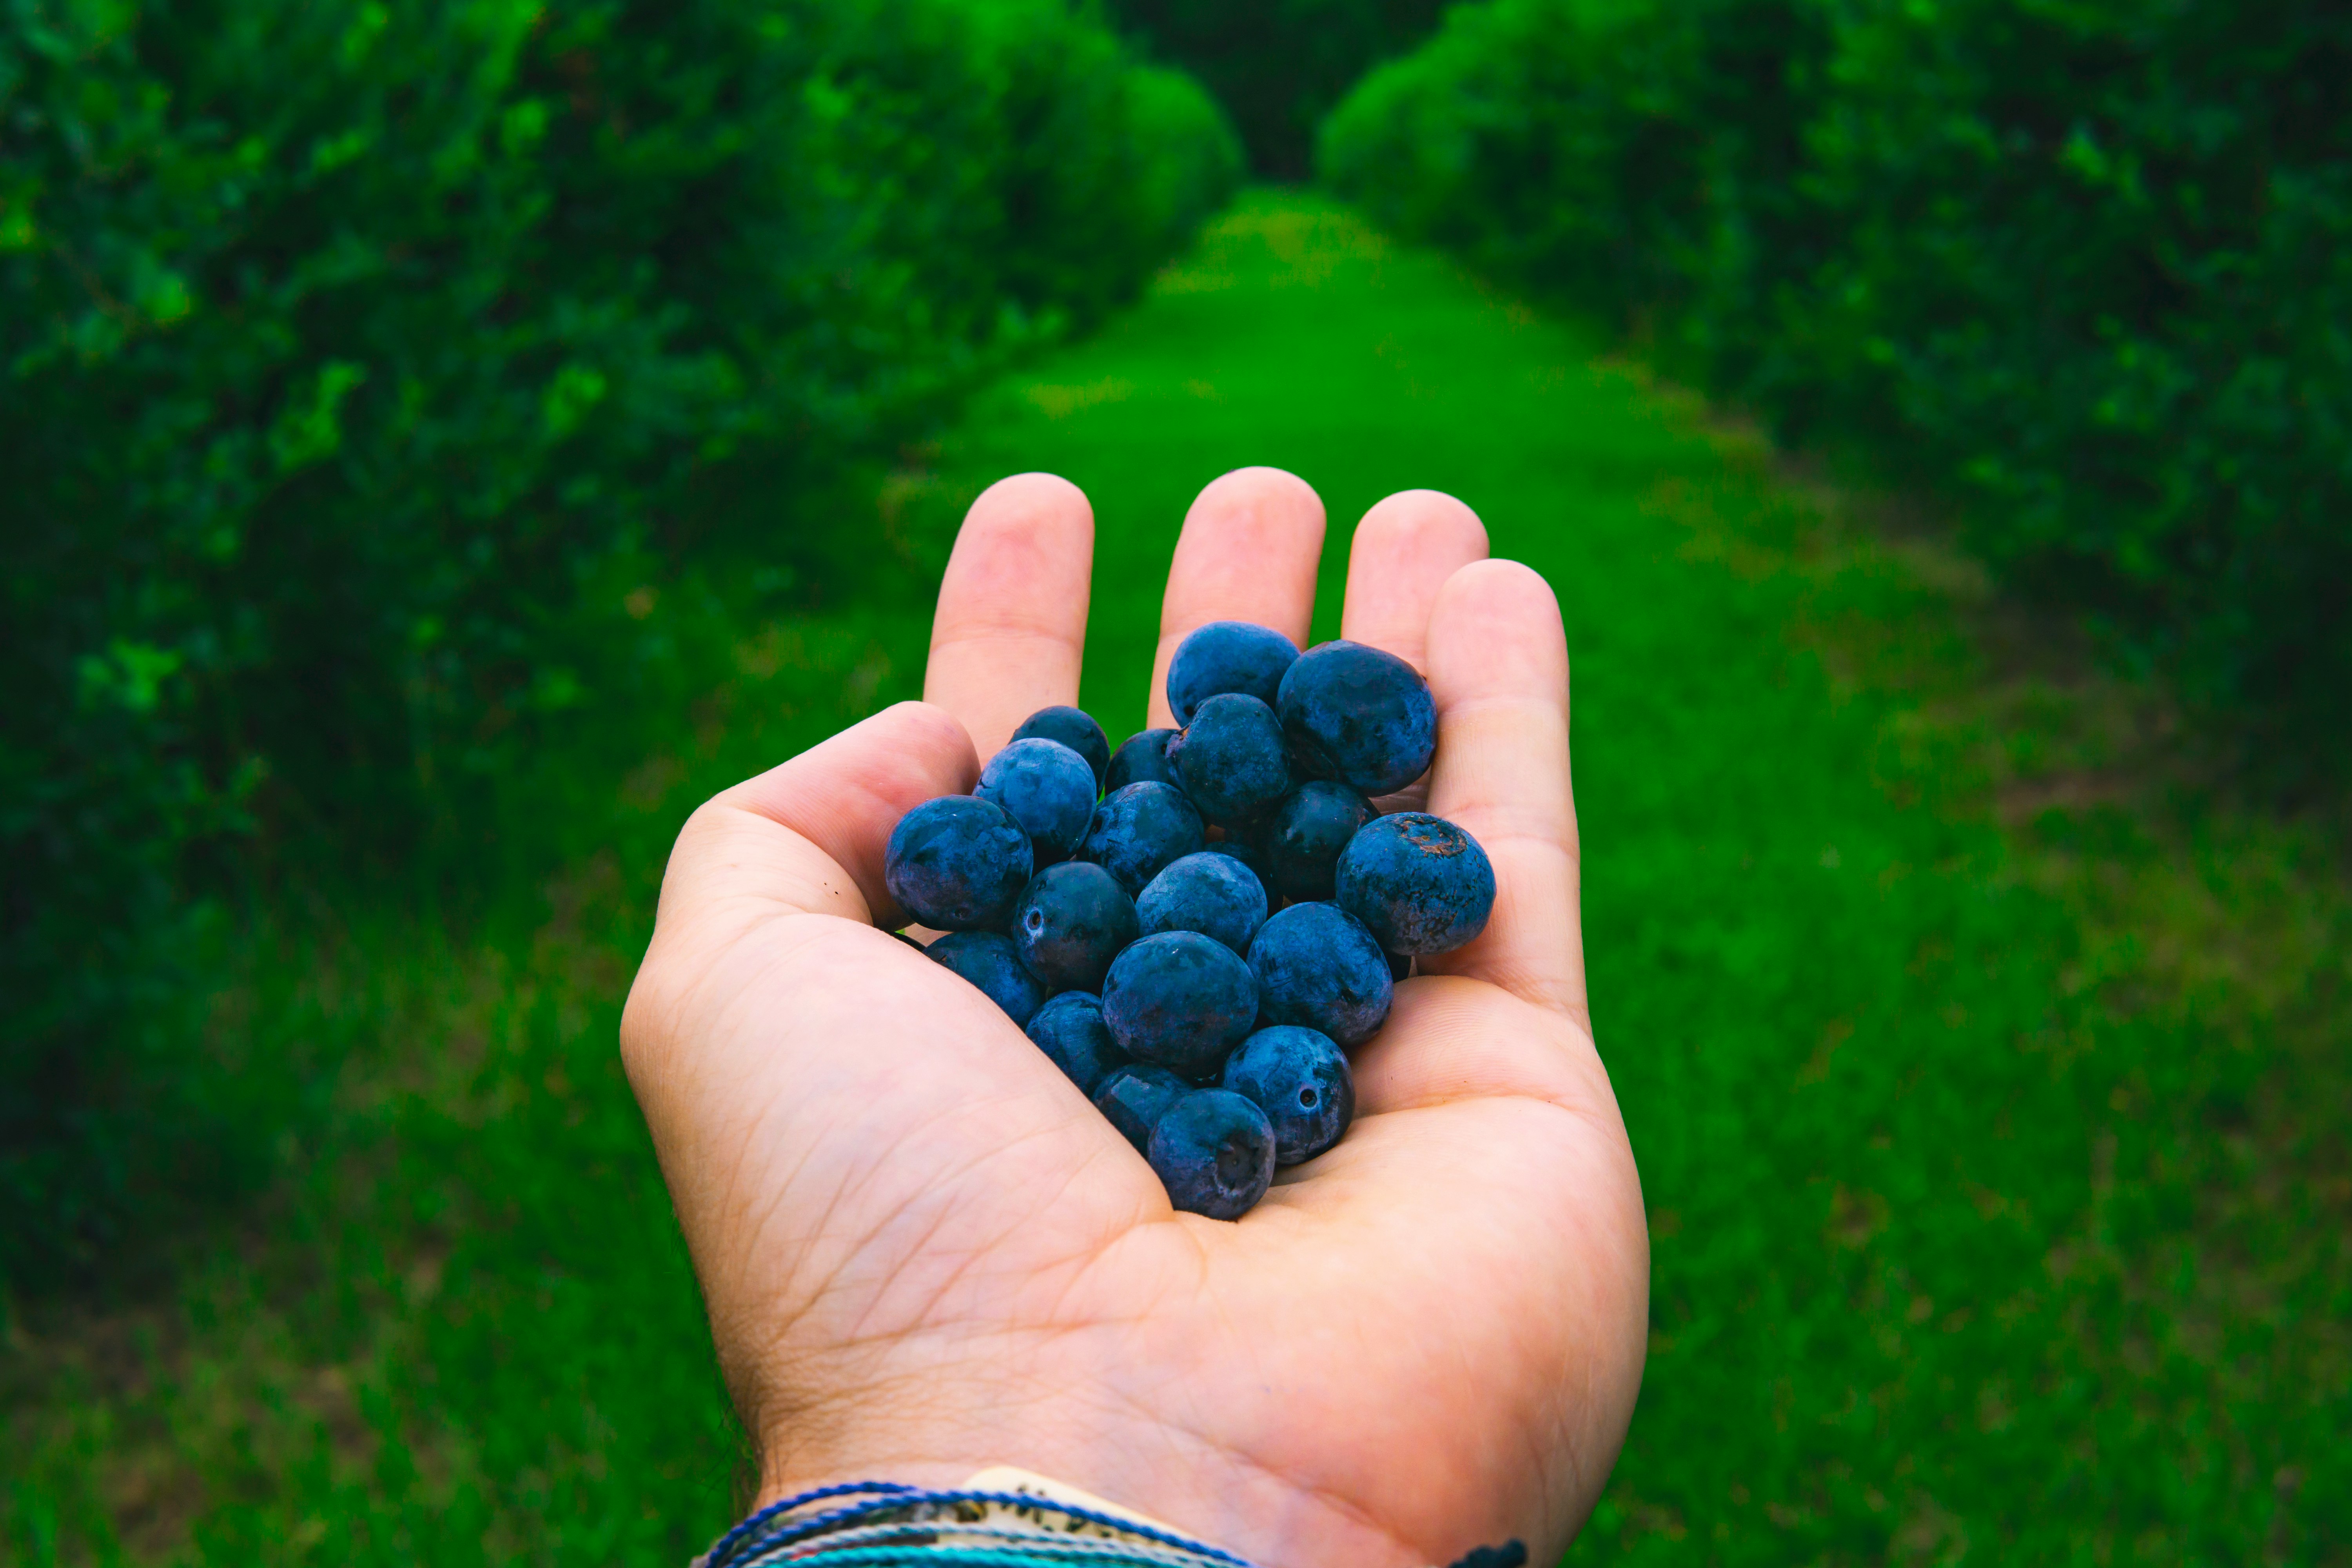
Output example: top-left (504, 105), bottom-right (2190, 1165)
top-left (1107, 0), bottom-right (1453, 176)
top-left (0, 0), bottom-right (1239, 1281)
top-left (1323, 0), bottom-right (2352, 775)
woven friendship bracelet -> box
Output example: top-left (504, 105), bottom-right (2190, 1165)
top-left (696, 1476), bottom-right (1249, 1568)
top-left (695, 1472), bottom-right (1531, 1568)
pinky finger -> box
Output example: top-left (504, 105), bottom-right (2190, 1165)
top-left (1416, 560), bottom-right (1589, 1031)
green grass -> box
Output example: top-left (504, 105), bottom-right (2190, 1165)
top-left (6, 191), bottom-right (2347, 1565)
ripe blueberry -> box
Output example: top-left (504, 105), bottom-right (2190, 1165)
top-left (1166, 621), bottom-right (1301, 726)
top-left (1275, 640), bottom-right (1437, 796)
top-left (1012, 860), bottom-right (1140, 995)
top-left (1221, 1024), bottom-right (1355, 1166)
top-left (976, 737), bottom-right (1098, 864)
top-left (1169, 691), bottom-right (1292, 828)
top-left (1136, 850), bottom-right (1268, 958)
top-left (1147, 1089), bottom-right (1276, 1219)
top-left (1206, 833), bottom-right (1271, 883)
top-left (1094, 1063), bottom-right (1190, 1153)
top-left (884, 795), bottom-right (1033, 931)
top-left (1011, 706), bottom-right (1110, 791)
top-left (1025, 991), bottom-right (1130, 1097)
top-left (1101, 930), bottom-right (1259, 1080)
top-left (1261, 779), bottom-right (1375, 903)
top-left (1246, 900), bottom-right (1393, 1047)
top-left (1335, 811), bottom-right (1496, 955)
top-left (926, 930), bottom-right (1047, 1027)
top-left (1105, 728), bottom-right (1181, 793)
top-left (1079, 780), bottom-right (1205, 895)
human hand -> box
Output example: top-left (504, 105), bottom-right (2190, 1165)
top-left (620, 468), bottom-right (1647, 1566)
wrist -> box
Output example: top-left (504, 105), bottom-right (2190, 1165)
top-left (750, 1416), bottom-right (1434, 1568)
top-left (730, 1315), bottom-right (1577, 1568)
top-left (726, 1465), bottom-right (1532, 1568)
top-left (725, 1468), bottom-right (1241, 1563)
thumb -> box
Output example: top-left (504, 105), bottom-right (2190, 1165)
top-left (652, 700), bottom-right (980, 938)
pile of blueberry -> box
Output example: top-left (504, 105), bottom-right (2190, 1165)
top-left (884, 622), bottom-right (1495, 1220)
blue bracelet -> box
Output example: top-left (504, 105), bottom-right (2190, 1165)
top-left (698, 1481), bottom-right (1253, 1567)
top-left (695, 1481), bottom-right (1529, 1568)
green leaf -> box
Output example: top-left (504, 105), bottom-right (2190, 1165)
top-left (268, 361), bottom-right (370, 472)
top-left (542, 362), bottom-right (609, 440)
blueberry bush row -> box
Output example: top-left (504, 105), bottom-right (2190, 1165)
top-left (0, 0), bottom-right (1242, 1279)
top-left (1101, 0), bottom-right (1454, 178)
top-left (885, 624), bottom-right (1494, 1220)
top-left (1321, 0), bottom-right (2352, 781)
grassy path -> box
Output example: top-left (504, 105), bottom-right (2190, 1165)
top-left (8, 193), bottom-right (2345, 1565)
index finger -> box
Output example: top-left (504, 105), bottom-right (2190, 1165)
top-left (924, 473), bottom-right (1096, 760)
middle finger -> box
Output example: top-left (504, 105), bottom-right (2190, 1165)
top-left (1145, 468), bottom-right (1328, 729)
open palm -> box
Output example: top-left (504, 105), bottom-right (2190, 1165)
top-left (621, 468), bottom-right (1648, 1566)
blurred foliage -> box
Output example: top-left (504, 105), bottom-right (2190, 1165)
top-left (1322, 0), bottom-right (2352, 782)
top-left (0, 0), bottom-right (1240, 1283)
top-left (1104, 0), bottom-right (1451, 177)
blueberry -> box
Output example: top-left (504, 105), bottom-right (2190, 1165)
top-left (1012, 860), bottom-right (1140, 995)
top-left (1221, 1025), bottom-right (1355, 1165)
top-left (1105, 728), bottom-right (1181, 793)
top-left (1166, 621), bottom-right (1301, 726)
top-left (1246, 901), bottom-right (1393, 1047)
top-left (1079, 780), bottom-right (1205, 895)
top-left (1094, 1063), bottom-right (1190, 1152)
top-left (1169, 692), bottom-right (1292, 828)
top-left (1011, 705), bottom-right (1110, 791)
top-left (1136, 851), bottom-right (1268, 958)
top-left (1025, 991), bottom-right (1131, 1097)
top-left (1147, 1089), bottom-right (1276, 1219)
top-left (1100, 930), bottom-right (1259, 1080)
top-left (1275, 640), bottom-right (1437, 796)
top-left (926, 930), bottom-right (1047, 1026)
top-left (1335, 811), bottom-right (1497, 956)
top-left (1385, 947), bottom-right (1413, 982)
top-left (1261, 779), bottom-right (1375, 903)
top-left (976, 738), bottom-right (1098, 864)
top-left (884, 795), bottom-right (1033, 931)
top-left (1206, 833), bottom-right (1271, 884)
